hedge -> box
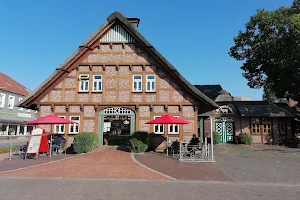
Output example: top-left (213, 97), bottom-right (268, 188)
top-left (73, 132), bottom-right (99, 153)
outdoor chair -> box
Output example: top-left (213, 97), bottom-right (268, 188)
top-left (57, 140), bottom-right (67, 155)
top-left (51, 140), bottom-right (66, 155)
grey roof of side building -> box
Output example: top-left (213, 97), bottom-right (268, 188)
top-left (20, 12), bottom-right (218, 111)
top-left (194, 85), bottom-right (223, 99)
top-left (235, 101), bottom-right (296, 117)
top-left (194, 85), bottom-right (296, 117)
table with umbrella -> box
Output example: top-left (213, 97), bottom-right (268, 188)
top-left (25, 114), bottom-right (78, 158)
top-left (145, 114), bottom-right (190, 156)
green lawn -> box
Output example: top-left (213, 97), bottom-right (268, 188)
top-left (0, 147), bottom-right (18, 154)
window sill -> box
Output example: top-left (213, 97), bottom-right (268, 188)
top-left (145, 91), bottom-right (156, 93)
top-left (168, 133), bottom-right (179, 135)
top-left (154, 133), bottom-right (164, 135)
top-left (78, 91), bottom-right (89, 93)
top-left (91, 91), bottom-right (103, 93)
top-left (132, 91), bottom-right (143, 93)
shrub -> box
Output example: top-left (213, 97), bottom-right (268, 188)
top-left (213, 131), bottom-right (221, 144)
top-left (129, 138), bottom-right (148, 153)
top-left (131, 131), bottom-right (148, 144)
top-left (129, 131), bottom-right (149, 153)
top-left (73, 132), bottom-right (99, 153)
top-left (237, 133), bottom-right (253, 145)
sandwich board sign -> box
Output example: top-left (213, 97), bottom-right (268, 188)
top-left (26, 128), bottom-right (43, 158)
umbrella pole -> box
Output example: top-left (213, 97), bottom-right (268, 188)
top-left (167, 134), bottom-right (168, 156)
top-left (50, 125), bottom-right (52, 158)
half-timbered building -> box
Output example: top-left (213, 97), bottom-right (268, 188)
top-left (20, 12), bottom-right (218, 147)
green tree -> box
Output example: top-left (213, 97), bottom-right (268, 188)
top-left (229, 0), bottom-right (300, 100)
top-left (262, 83), bottom-right (288, 103)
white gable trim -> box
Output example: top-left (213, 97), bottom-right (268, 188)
top-left (100, 24), bottom-right (134, 43)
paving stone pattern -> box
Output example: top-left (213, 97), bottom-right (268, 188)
top-left (0, 148), bottom-right (167, 179)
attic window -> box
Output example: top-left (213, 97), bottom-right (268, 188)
top-left (6, 82), bottom-right (12, 87)
top-left (79, 74), bottom-right (90, 92)
top-left (16, 85), bottom-right (22, 90)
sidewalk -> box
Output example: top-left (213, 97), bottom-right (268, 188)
top-left (0, 153), bottom-right (9, 161)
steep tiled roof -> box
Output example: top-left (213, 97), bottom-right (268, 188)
top-left (20, 12), bottom-right (218, 112)
top-left (0, 72), bottom-right (29, 96)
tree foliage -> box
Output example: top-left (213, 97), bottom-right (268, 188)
top-left (229, 0), bottom-right (300, 100)
top-left (262, 83), bottom-right (288, 103)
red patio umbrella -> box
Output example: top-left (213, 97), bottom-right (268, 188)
top-left (25, 114), bottom-right (78, 125)
top-left (145, 114), bottom-right (190, 124)
top-left (25, 114), bottom-right (78, 157)
top-left (146, 115), bottom-right (190, 156)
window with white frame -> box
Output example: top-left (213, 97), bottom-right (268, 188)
top-left (18, 98), bottom-right (23, 110)
top-left (132, 75), bottom-right (142, 92)
top-left (168, 116), bottom-right (179, 134)
top-left (8, 95), bottom-right (15, 109)
top-left (0, 93), bottom-right (5, 108)
top-left (54, 116), bottom-right (66, 134)
top-left (26, 109), bottom-right (31, 113)
top-left (79, 74), bottom-right (89, 92)
top-left (154, 116), bottom-right (164, 134)
top-left (146, 75), bottom-right (156, 92)
top-left (69, 116), bottom-right (80, 134)
top-left (93, 75), bottom-right (102, 92)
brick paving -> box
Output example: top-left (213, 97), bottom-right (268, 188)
top-left (135, 152), bottom-right (231, 181)
top-left (0, 148), bottom-right (167, 179)
top-left (0, 154), bottom-right (75, 172)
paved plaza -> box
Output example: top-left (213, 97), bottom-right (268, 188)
top-left (0, 144), bottom-right (300, 200)
top-left (0, 177), bottom-right (299, 200)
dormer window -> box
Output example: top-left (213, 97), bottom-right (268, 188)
top-left (6, 82), bottom-right (12, 87)
top-left (79, 74), bottom-right (89, 92)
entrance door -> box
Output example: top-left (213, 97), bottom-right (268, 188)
top-left (98, 107), bottom-right (135, 147)
top-left (215, 118), bottom-right (234, 143)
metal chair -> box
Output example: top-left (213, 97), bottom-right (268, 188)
top-left (58, 140), bottom-right (67, 155)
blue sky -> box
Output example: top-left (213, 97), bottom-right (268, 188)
top-left (0, 0), bottom-right (292, 100)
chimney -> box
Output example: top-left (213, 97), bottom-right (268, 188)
top-left (127, 18), bottom-right (140, 29)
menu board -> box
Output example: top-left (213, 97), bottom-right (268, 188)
top-left (26, 128), bottom-right (43, 154)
